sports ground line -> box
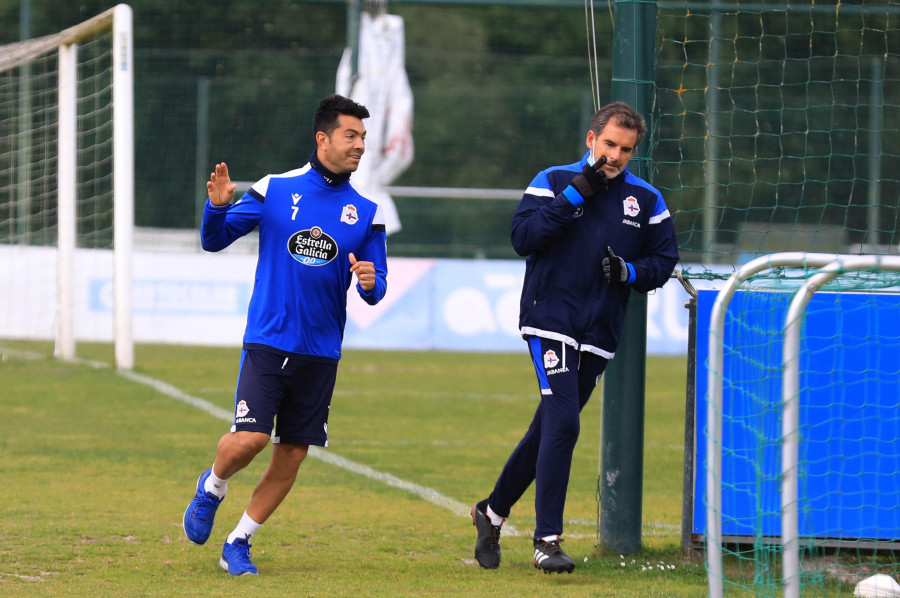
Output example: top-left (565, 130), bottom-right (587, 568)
top-left (0, 347), bottom-right (525, 534)
top-left (113, 367), bottom-right (522, 538)
top-left (5, 348), bottom-right (672, 541)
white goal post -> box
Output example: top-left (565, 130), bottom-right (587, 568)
top-left (704, 252), bottom-right (900, 597)
top-left (704, 252), bottom-right (841, 598)
top-left (780, 254), bottom-right (900, 598)
top-left (1, 4), bottom-right (134, 368)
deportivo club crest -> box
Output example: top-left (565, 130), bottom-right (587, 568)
top-left (341, 204), bottom-right (359, 225)
top-left (236, 400), bottom-right (250, 417)
top-left (623, 196), bottom-right (640, 218)
top-left (543, 349), bottom-right (560, 369)
top-left (287, 226), bottom-right (339, 266)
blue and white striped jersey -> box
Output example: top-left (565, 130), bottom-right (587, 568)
top-left (201, 163), bottom-right (387, 361)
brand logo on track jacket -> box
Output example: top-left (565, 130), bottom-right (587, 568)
top-left (287, 226), bottom-right (339, 266)
top-left (623, 196), bottom-right (640, 218)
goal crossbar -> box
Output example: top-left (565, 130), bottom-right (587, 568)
top-left (0, 5), bottom-right (123, 73)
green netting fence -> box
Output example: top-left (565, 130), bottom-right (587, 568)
top-left (654, 1), bottom-right (900, 276)
top-left (4, 1), bottom-right (895, 264)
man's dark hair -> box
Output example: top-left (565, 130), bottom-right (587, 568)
top-left (313, 94), bottom-right (370, 137)
top-left (590, 101), bottom-right (647, 146)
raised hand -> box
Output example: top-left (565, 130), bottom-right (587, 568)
top-left (207, 162), bottom-right (237, 206)
top-left (570, 156), bottom-right (608, 199)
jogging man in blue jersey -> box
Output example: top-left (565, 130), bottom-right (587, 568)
top-left (471, 101), bottom-right (678, 574)
top-left (183, 94), bottom-right (387, 576)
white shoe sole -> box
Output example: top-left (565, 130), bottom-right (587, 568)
top-left (219, 557), bottom-right (258, 576)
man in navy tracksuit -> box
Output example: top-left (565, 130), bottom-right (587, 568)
top-left (471, 102), bottom-right (678, 573)
top-left (182, 95), bottom-right (388, 576)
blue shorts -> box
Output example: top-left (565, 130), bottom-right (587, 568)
top-left (230, 348), bottom-right (337, 447)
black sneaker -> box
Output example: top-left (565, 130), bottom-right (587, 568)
top-left (532, 537), bottom-right (575, 574)
top-left (471, 499), bottom-right (502, 569)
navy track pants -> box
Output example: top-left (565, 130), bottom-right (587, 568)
top-left (487, 336), bottom-right (608, 539)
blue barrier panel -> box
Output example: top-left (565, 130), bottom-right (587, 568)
top-left (694, 288), bottom-right (900, 540)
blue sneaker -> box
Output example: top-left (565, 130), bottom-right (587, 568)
top-left (183, 469), bottom-right (223, 545)
top-left (220, 537), bottom-right (259, 576)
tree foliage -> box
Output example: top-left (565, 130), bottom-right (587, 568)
top-left (1, 0), bottom-right (605, 230)
top-left (3, 1), bottom-right (894, 259)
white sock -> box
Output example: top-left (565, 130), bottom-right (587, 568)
top-left (486, 505), bottom-right (506, 527)
top-left (203, 466), bottom-right (229, 499)
top-left (226, 511), bottom-right (263, 544)
top-left (539, 534), bottom-right (560, 543)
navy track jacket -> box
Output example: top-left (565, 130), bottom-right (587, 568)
top-left (201, 164), bottom-right (388, 362)
top-left (513, 152), bottom-right (679, 359)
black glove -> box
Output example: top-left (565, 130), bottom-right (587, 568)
top-left (569, 156), bottom-right (608, 199)
top-left (602, 246), bottom-right (629, 285)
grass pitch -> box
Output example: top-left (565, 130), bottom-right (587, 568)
top-left (1, 341), bottom-right (706, 596)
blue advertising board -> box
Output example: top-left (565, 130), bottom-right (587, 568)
top-left (694, 288), bottom-right (900, 540)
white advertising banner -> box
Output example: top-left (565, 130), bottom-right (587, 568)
top-left (1, 246), bottom-right (696, 354)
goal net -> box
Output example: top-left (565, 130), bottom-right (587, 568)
top-left (0, 5), bottom-right (134, 368)
top-left (698, 254), bottom-right (900, 597)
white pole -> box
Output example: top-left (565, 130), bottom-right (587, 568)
top-left (112, 4), bottom-right (134, 370)
top-left (780, 283), bottom-right (811, 598)
top-left (56, 42), bottom-right (77, 361)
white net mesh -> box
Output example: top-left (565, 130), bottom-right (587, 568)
top-left (0, 19), bottom-right (120, 349)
